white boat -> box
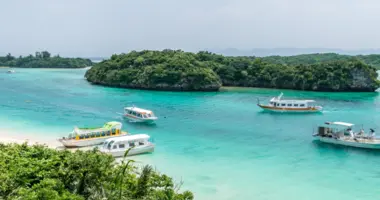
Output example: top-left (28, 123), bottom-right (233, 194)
top-left (313, 121), bottom-right (380, 149)
top-left (257, 93), bottom-right (323, 113)
top-left (123, 106), bottom-right (158, 123)
top-left (100, 134), bottom-right (155, 157)
top-left (7, 70), bottom-right (15, 73)
top-left (58, 121), bottom-right (128, 148)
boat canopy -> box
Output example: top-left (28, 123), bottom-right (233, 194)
top-left (102, 121), bottom-right (122, 129)
top-left (324, 121), bottom-right (354, 127)
top-left (124, 107), bottom-right (153, 114)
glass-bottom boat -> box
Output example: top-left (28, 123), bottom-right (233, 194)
top-left (58, 121), bottom-right (128, 148)
top-left (123, 106), bottom-right (158, 123)
top-left (100, 134), bottom-right (155, 157)
top-left (257, 93), bottom-right (323, 113)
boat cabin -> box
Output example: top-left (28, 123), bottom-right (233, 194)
top-left (66, 128), bottom-right (122, 140)
top-left (64, 121), bottom-right (123, 141)
top-left (268, 93), bottom-right (316, 108)
top-left (317, 121), bottom-right (355, 138)
top-left (102, 134), bottom-right (151, 151)
top-left (124, 107), bottom-right (157, 119)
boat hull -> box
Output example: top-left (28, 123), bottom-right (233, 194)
top-left (101, 144), bottom-right (155, 157)
top-left (123, 114), bottom-right (157, 123)
top-left (258, 104), bottom-right (322, 113)
top-left (315, 136), bottom-right (380, 149)
top-left (59, 134), bottom-right (127, 148)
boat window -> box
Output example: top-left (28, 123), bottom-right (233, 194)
top-left (101, 132), bottom-right (106, 137)
top-left (276, 103), bottom-right (280, 106)
top-left (132, 111), bottom-right (136, 116)
top-left (106, 131), bottom-right (111, 136)
top-left (128, 110), bottom-right (132, 114)
top-left (85, 134), bottom-right (90, 139)
top-left (287, 104), bottom-right (292, 107)
top-left (96, 132), bottom-right (101, 137)
top-left (129, 142), bottom-right (135, 147)
top-left (91, 133), bottom-right (96, 138)
top-left (111, 131), bottom-right (116, 135)
top-left (119, 144), bottom-right (125, 149)
top-left (300, 104), bottom-right (305, 107)
top-left (294, 104), bottom-right (298, 107)
top-left (137, 113), bottom-right (142, 118)
top-left (113, 145), bottom-right (117, 149)
top-left (79, 135), bottom-right (84, 139)
top-left (139, 142), bottom-right (144, 145)
top-left (281, 104), bottom-right (285, 106)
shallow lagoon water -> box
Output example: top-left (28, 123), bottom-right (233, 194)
top-left (1, 68), bottom-right (380, 200)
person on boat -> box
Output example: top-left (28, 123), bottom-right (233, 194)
top-left (356, 129), bottom-right (365, 137)
top-left (369, 129), bottom-right (376, 139)
top-left (346, 128), bottom-right (354, 139)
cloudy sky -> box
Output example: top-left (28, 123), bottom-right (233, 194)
top-left (0, 0), bottom-right (379, 57)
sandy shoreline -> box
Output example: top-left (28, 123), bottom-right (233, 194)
top-left (0, 128), bottom-right (62, 148)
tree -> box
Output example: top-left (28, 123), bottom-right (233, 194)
top-left (41, 51), bottom-right (51, 59)
top-left (6, 53), bottom-right (14, 61)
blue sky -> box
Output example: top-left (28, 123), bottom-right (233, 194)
top-left (1, 0), bottom-right (379, 56)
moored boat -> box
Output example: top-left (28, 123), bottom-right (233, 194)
top-left (312, 121), bottom-right (380, 149)
top-left (58, 121), bottom-right (128, 148)
top-left (257, 93), bottom-right (322, 113)
top-left (6, 69), bottom-right (15, 73)
top-left (123, 106), bottom-right (158, 123)
top-left (100, 134), bottom-right (155, 157)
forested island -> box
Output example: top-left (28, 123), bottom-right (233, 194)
top-left (85, 50), bottom-right (380, 92)
top-left (0, 51), bottom-right (92, 68)
top-left (0, 143), bottom-right (193, 200)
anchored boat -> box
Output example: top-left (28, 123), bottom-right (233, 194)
top-left (58, 121), bottom-right (128, 148)
top-left (100, 134), bottom-right (155, 157)
top-left (123, 106), bottom-right (158, 123)
top-left (257, 93), bottom-right (322, 113)
top-left (313, 121), bottom-right (380, 149)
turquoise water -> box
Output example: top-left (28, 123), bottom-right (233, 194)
top-left (1, 68), bottom-right (380, 200)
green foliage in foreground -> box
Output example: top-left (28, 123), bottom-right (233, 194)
top-left (86, 50), bottom-right (380, 92)
top-left (0, 143), bottom-right (193, 200)
top-left (0, 51), bottom-right (92, 68)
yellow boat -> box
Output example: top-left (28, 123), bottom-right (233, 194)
top-left (58, 121), bottom-right (128, 148)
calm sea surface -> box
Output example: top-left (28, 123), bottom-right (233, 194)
top-left (1, 68), bottom-right (380, 200)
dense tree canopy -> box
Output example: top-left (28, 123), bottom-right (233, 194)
top-left (260, 53), bottom-right (380, 70)
top-left (85, 50), bottom-right (222, 91)
top-left (86, 50), bottom-right (380, 92)
top-left (0, 51), bottom-right (92, 68)
top-left (0, 143), bottom-right (193, 200)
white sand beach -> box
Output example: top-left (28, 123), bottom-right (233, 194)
top-left (0, 128), bottom-right (61, 148)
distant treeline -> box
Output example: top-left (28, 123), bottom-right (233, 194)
top-left (260, 53), bottom-right (380, 70)
top-left (85, 50), bottom-right (380, 92)
top-left (0, 51), bottom-right (93, 68)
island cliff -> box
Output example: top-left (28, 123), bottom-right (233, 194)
top-left (85, 50), bottom-right (380, 92)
